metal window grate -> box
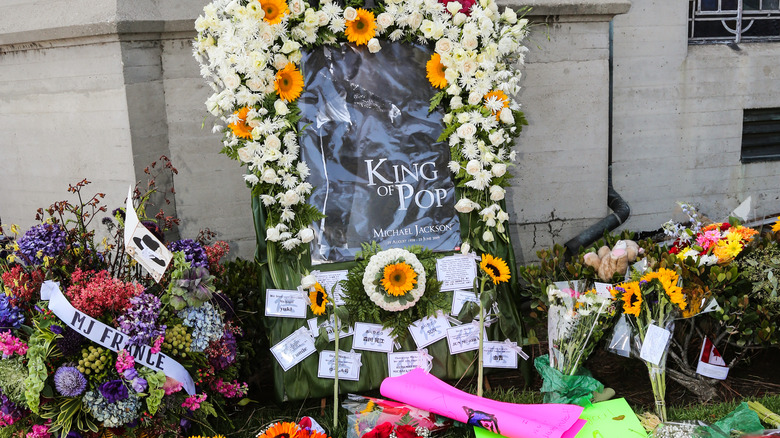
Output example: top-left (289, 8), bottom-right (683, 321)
top-left (689, 0), bottom-right (780, 43)
top-left (741, 108), bottom-right (780, 163)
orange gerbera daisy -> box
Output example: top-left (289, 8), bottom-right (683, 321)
top-left (381, 262), bottom-right (417, 296)
top-left (426, 53), bottom-right (447, 89)
top-left (345, 9), bottom-right (377, 46)
top-left (484, 90), bottom-right (509, 119)
top-left (228, 106), bottom-right (253, 139)
top-left (257, 421), bottom-right (301, 438)
top-left (731, 226), bottom-right (758, 242)
top-left (274, 63), bottom-right (304, 102)
top-left (480, 254), bottom-right (511, 284)
top-left (260, 0), bottom-right (289, 24)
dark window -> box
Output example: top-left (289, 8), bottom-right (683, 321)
top-left (689, 0), bottom-right (780, 43)
top-left (741, 108), bottom-right (780, 163)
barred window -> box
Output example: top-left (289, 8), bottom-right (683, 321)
top-left (689, 0), bottom-right (780, 43)
top-left (741, 108), bottom-right (780, 163)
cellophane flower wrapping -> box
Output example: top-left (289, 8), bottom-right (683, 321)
top-left (342, 394), bottom-right (451, 438)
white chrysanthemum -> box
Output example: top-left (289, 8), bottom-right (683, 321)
top-left (362, 248), bottom-right (426, 312)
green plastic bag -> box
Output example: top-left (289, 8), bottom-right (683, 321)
top-left (534, 354), bottom-right (603, 407)
top-left (697, 402), bottom-right (764, 438)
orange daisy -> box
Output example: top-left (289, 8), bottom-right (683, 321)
top-left (426, 53), bottom-right (447, 89)
top-left (228, 107), bottom-right (253, 139)
top-left (274, 63), bottom-right (304, 102)
top-left (260, 0), bottom-right (289, 24)
top-left (257, 421), bottom-right (301, 438)
top-left (345, 9), bottom-right (377, 46)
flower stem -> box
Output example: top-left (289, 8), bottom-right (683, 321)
top-left (333, 309), bottom-right (339, 429)
top-left (477, 277), bottom-right (487, 398)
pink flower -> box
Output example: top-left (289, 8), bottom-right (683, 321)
top-left (210, 378), bottom-right (248, 398)
top-left (696, 229), bottom-right (721, 250)
top-left (0, 332), bottom-right (28, 358)
top-left (115, 349), bottom-right (135, 374)
top-left (26, 424), bottom-right (51, 438)
top-left (182, 393), bottom-right (207, 411)
top-left (151, 335), bottom-right (164, 354)
top-left (163, 377), bottom-right (183, 395)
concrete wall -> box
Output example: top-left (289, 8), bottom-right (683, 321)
top-left (611, 0), bottom-right (780, 231)
top-left (0, 0), bottom-right (629, 263)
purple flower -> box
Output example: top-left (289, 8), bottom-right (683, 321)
top-left (99, 380), bottom-right (129, 403)
top-left (116, 293), bottom-right (165, 347)
top-left (15, 223), bottom-right (67, 265)
top-left (56, 327), bottom-right (86, 357)
top-left (0, 295), bottom-right (24, 330)
top-left (131, 377), bottom-right (147, 393)
top-left (168, 239), bottom-right (208, 268)
top-left (54, 366), bottom-right (87, 397)
top-left (122, 368), bottom-right (138, 380)
top-left (66, 432), bottom-right (83, 438)
top-left (49, 324), bottom-right (63, 335)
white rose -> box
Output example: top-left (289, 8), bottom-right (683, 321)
top-left (265, 134), bottom-right (282, 151)
top-left (468, 92), bottom-right (481, 106)
top-left (304, 9), bottom-right (319, 27)
top-left (281, 189), bottom-right (301, 206)
top-left (223, 72), bottom-right (241, 90)
top-left (502, 7), bottom-right (518, 23)
top-left (443, 113), bottom-right (453, 124)
top-left (377, 12), bottom-right (393, 29)
top-left (299, 227), bottom-right (315, 243)
top-left (261, 168), bottom-right (277, 183)
top-left (266, 226), bottom-right (281, 241)
top-left (301, 274), bottom-right (317, 288)
top-left (446, 84), bottom-right (461, 96)
top-left (465, 159), bottom-right (481, 176)
top-left (462, 35), bottom-right (479, 51)
top-left (281, 39), bottom-right (300, 54)
top-left (482, 230), bottom-right (494, 242)
top-left (317, 10), bottom-right (329, 25)
top-left (435, 38), bottom-right (452, 54)
top-left (274, 54), bottom-right (289, 70)
top-left (461, 59), bottom-right (477, 76)
top-left (491, 162), bottom-right (507, 177)
top-left (343, 7), bottom-right (357, 21)
top-left (489, 131), bottom-right (504, 146)
top-left (447, 2), bottom-right (461, 14)
top-left (489, 185), bottom-right (505, 201)
top-left (453, 13), bottom-right (466, 26)
top-left (237, 146), bottom-right (253, 163)
top-left (457, 123), bottom-right (477, 139)
top-left (367, 38), bottom-right (382, 53)
top-left (450, 96), bottom-right (463, 109)
top-left (457, 113), bottom-right (470, 124)
top-left (460, 242), bottom-right (471, 254)
top-left (408, 12), bottom-right (423, 30)
top-left (271, 100), bottom-right (288, 116)
top-left (455, 198), bottom-right (477, 213)
top-left (444, 67), bottom-right (459, 84)
top-left (259, 28), bottom-right (274, 45)
top-left (289, 0), bottom-right (305, 16)
top-left (499, 108), bottom-right (514, 124)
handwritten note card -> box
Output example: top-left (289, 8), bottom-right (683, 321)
top-left (307, 316), bottom-right (353, 342)
top-left (594, 282), bottom-right (614, 299)
top-left (352, 322), bottom-right (395, 353)
top-left (316, 270), bottom-right (348, 305)
top-left (265, 289), bottom-right (308, 318)
top-left (436, 255), bottom-right (477, 291)
top-left (409, 314), bottom-right (450, 349)
top-left (270, 326), bottom-right (317, 371)
top-left (317, 350), bottom-right (362, 381)
top-left (451, 290), bottom-right (479, 316)
top-left (388, 351), bottom-right (427, 378)
top-left (446, 323), bottom-right (483, 354)
top-left (482, 341), bottom-right (519, 369)
top-left (640, 324), bottom-right (672, 366)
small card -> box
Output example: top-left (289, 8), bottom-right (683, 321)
top-left (482, 341), bottom-right (518, 369)
top-left (446, 323), bottom-right (483, 354)
top-left (409, 314), bottom-right (450, 349)
top-left (265, 289), bottom-right (308, 318)
top-left (307, 316), bottom-right (353, 342)
top-left (594, 282), bottom-right (614, 299)
top-left (436, 255), bottom-right (477, 291)
top-left (316, 270), bottom-right (348, 305)
top-left (123, 187), bottom-right (172, 282)
top-left (388, 351), bottom-right (428, 378)
top-left (352, 322), bottom-right (395, 353)
top-left (639, 324), bottom-right (672, 365)
top-left (451, 290), bottom-right (479, 316)
top-left (317, 350), bottom-right (362, 381)
top-left (270, 326), bottom-right (317, 371)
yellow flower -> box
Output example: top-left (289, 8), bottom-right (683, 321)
top-left (642, 268), bottom-right (686, 310)
top-left (773, 217), bottom-right (780, 233)
top-left (381, 262), bottom-right (417, 296)
top-left (480, 254), bottom-right (511, 284)
top-left (732, 226), bottom-right (758, 242)
top-left (484, 89), bottom-right (509, 119)
top-left (228, 107), bottom-right (254, 139)
top-left (617, 281), bottom-right (642, 316)
top-left (309, 282), bottom-right (328, 315)
top-left (257, 421), bottom-right (301, 438)
top-left (345, 8), bottom-right (377, 46)
top-left (426, 53), bottom-right (447, 89)
top-left (714, 239), bottom-right (743, 261)
top-left (9, 224), bottom-right (20, 235)
top-left (274, 63), bottom-right (304, 102)
top-left (259, 0), bottom-right (289, 24)
top-left (360, 399), bottom-right (376, 414)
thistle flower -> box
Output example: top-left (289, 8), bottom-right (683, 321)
top-left (54, 366), bottom-right (87, 397)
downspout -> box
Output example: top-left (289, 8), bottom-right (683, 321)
top-left (564, 20), bottom-right (630, 256)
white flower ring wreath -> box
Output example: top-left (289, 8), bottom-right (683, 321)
top-left (362, 248), bottom-right (426, 312)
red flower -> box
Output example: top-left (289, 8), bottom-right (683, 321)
top-left (395, 425), bottom-right (420, 438)
top-left (363, 422), bottom-right (393, 438)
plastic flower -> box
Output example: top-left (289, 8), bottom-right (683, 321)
top-left (480, 254), bottom-right (511, 284)
top-left (381, 262), bottom-right (418, 296)
top-left (345, 8), bottom-right (377, 46)
top-left (274, 63), bottom-right (305, 102)
top-left (228, 107), bottom-right (253, 139)
top-left (616, 282), bottom-right (642, 316)
top-left (258, 422), bottom-right (301, 438)
top-left (426, 53), bottom-right (447, 89)
top-left (53, 366), bottom-right (87, 397)
top-left (309, 282), bottom-right (328, 315)
top-left (484, 90), bottom-right (509, 119)
top-left (260, 0), bottom-right (288, 24)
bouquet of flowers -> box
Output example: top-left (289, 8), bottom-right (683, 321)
top-left (0, 178), bottom-right (248, 438)
top-left (612, 267), bottom-right (687, 422)
top-left (342, 394), bottom-right (451, 438)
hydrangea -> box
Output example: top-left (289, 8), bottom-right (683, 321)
top-left (116, 293), bottom-right (166, 347)
top-left (83, 389), bottom-right (141, 427)
top-left (53, 366), bottom-right (87, 397)
top-left (168, 239), bottom-right (208, 268)
top-left (0, 294), bottom-right (24, 330)
top-left (179, 302), bottom-right (224, 352)
top-left (15, 223), bottom-right (67, 265)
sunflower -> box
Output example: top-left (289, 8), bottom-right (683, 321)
top-left (484, 89), bottom-right (509, 119)
top-left (228, 107), bottom-right (253, 139)
top-left (773, 217), bottom-right (780, 233)
top-left (617, 281), bottom-right (642, 317)
top-left (274, 63), bottom-right (304, 102)
top-left (480, 254), bottom-right (511, 284)
top-left (381, 262), bottom-right (417, 296)
top-left (258, 422), bottom-right (301, 438)
top-left (259, 0), bottom-right (289, 24)
top-left (642, 268), bottom-right (686, 310)
top-left (309, 282), bottom-right (328, 315)
top-left (345, 8), bottom-right (377, 46)
top-left (426, 53), bottom-right (447, 89)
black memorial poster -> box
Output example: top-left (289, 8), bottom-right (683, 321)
top-left (299, 42), bottom-right (460, 264)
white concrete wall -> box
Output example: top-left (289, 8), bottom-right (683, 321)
top-left (612, 0), bottom-right (780, 230)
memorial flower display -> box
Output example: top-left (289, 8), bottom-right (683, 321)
top-left (0, 179), bottom-right (248, 437)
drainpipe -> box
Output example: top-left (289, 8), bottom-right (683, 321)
top-left (564, 20), bottom-right (630, 256)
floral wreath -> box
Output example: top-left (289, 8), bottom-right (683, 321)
top-left (194, 0), bottom-right (530, 257)
top-left (362, 247), bottom-right (427, 312)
